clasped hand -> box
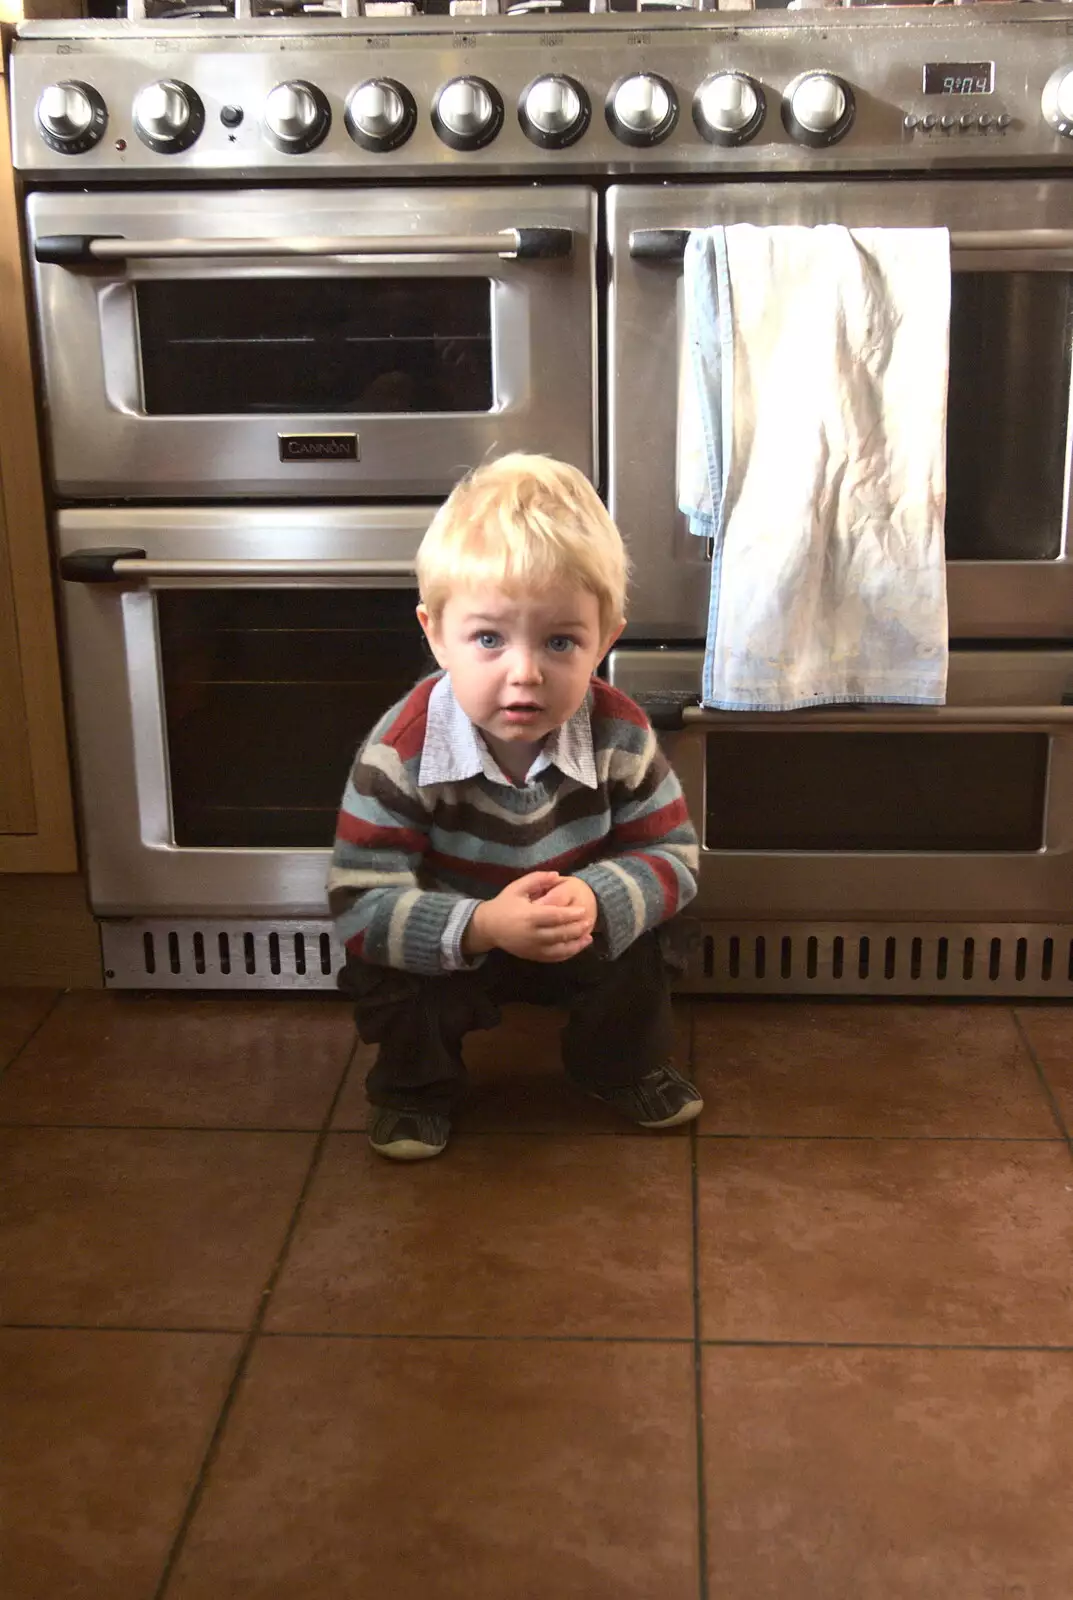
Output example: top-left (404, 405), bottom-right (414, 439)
top-left (464, 871), bottom-right (598, 963)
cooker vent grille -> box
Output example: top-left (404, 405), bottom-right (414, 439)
top-left (100, 918), bottom-right (1073, 996)
top-left (688, 923), bottom-right (1073, 997)
top-left (102, 920), bottom-right (344, 991)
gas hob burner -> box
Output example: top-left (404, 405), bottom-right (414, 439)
top-left (142, 0), bottom-right (231, 15)
top-left (136, 0), bottom-right (381, 16)
top-left (128, 0), bottom-right (712, 19)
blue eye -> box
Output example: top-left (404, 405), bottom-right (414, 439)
top-left (547, 636), bottom-right (577, 654)
top-left (475, 631), bottom-right (501, 650)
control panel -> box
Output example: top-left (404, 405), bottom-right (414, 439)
top-left (11, 10), bottom-right (1073, 177)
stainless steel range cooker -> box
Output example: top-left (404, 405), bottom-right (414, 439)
top-left (12, 1), bottom-right (1073, 995)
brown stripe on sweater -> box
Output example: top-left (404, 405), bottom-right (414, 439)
top-left (351, 764), bottom-right (432, 829)
top-left (608, 745), bottom-right (671, 808)
top-left (431, 779), bottom-right (608, 849)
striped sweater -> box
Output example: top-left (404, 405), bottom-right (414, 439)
top-left (328, 673), bottom-right (699, 974)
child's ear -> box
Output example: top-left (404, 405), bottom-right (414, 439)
top-left (416, 603), bottom-right (448, 668)
top-left (600, 618), bottom-right (626, 659)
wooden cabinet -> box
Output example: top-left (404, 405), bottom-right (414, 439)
top-left (0, 63), bottom-right (77, 871)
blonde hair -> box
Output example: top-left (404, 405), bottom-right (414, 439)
top-left (416, 453), bottom-right (629, 635)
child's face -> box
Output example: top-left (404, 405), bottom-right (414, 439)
top-left (418, 582), bottom-right (622, 758)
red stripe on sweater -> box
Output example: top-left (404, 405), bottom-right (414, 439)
top-left (381, 675), bottom-right (438, 764)
top-left (335, 810), bottom-right (426, 855)
top-left (344, 929), bottom-right (366, 957)
top-left (612, 796), bottom-right (689, 848)
top-left (589, 677), bottom-right (650, 731)
top-left (634, 850), bottom-right (681, 918)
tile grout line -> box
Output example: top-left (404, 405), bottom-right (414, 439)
top-left (6, 1319), bottom-right (1071, 1353)
top-left (2, 1120), bottom-right (1067, 1144)
top-left (0, 1121), bottom-right (689, 1137)
top-left (1010, 1007), bottom-right (1073, 1161)
top-left (0, 1122), bottom-right (356, 1136)
top-left (0, 988), bottom-right (67, 1084)
top-left (1, 1321), bottom-right (699, 1342)
top-left (692, 1132), bottom-right (1065, 1145)
top-left (149, 1040), bottom-right (358, 1600)
top-left (689, 1005), bottom-right (710, 1600)
top-left (698, 1337), bottom-right (1073, 1352)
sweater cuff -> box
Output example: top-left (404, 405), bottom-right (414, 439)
top-left (574, 864), bottom-right (642, 961)
top-left (386, 889), bottom-right (478, 975)
top-left (441, 897), bottom-right (486, 971)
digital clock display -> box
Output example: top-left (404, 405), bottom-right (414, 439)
top-left (923, 62), bottom-right (995, 96)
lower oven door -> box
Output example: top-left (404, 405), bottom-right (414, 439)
top-left (609, 646), bottom-right (1073, 927)
top-left (608, 179), bottom-right (1073, 642)
top-left (58, 505), bottom-right (433, 917)
top-left (30, 184), bottom-right (595, 499)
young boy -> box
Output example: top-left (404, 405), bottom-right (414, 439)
top-left (329, 453), bottom-right (702, 1160)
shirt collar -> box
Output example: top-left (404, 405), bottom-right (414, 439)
top-left (418, 673), bottom-right (597, 790)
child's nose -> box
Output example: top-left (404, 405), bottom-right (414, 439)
top-left (509, 649), bottom-right (542, 684)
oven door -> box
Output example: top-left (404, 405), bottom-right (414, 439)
top-left (608, 180), bottom-right (1073, 642)
top-left (610, 646), bottom-right (1073, 929)
top-left (30, 185), bottom-right (596, 499)
top-left (57, 505), bottom-right (434, 917)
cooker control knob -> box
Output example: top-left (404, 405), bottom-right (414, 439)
top-left (519, 74), bottom-right (590, 148)
top-left (606, 73), bottom-right (678, 147)
top-left (264, 80), bottom-right (331, 153)
top-left (345, 78), bottom-right (416, 151)
top-left (133, 79), bottom-right (205, 153)
top-left (36, 80), bottom-right (107, 154)
top-left (432, 76), bottom-right (504, 149)
top-left (783, 71), bottom-right (855, 146)
top-left (1042, 67), bottom-right (1073, 136)
top-left (693, 71), bottom-right (765, 146)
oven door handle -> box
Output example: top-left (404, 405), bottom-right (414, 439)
top-left (627, 227), bottom-right (1073, 261)
top-left (34, 228), bottom-right (573, 266)
top-left (679, 704), bottom-right (1073, 731)
top-left (59, 549), bottom-right (416, 583)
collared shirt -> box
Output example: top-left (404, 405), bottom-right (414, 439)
top-left (417, 674), bottom-right (598, 970)
top-left (418, 673), bottom-right (598, 792)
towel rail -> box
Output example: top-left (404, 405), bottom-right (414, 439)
top-left (680, 704), bottom-right (1073, 731)
top-left (627, 228), bottom-right (1073, 262)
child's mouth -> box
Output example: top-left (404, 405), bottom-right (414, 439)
top-left (501, 703), bottom-right (543, 724)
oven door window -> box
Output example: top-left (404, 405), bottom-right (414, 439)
top-left (706, 732), bottom-right (1048, 852)
top-left (157, 588), bottom-right (432, 848)
top-left (135, 278), bottom-right (494, 415)
top-left (946, 271), bottom-right (1073, 561)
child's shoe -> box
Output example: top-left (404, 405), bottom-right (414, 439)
top-left (570, 1064), bottom-right (703, 1129)
top-left (368, 1107), bottom-right (450, 1161)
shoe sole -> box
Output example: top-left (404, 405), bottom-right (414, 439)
top-left (574, 1084), bottom-right (704, 1130)
top-left (636, 1098), bottom-right (704, 1130)
top-left (369, 1137), bottom-right (447, 1161)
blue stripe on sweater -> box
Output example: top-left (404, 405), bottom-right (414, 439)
top-left (427, 810), bottom-right (612, 867)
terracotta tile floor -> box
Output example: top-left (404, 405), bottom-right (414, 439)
top-left (3, 988), bottom-right (1073, 1600)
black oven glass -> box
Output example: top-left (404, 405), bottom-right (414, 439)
top-left (705, 731), bottom-right (1047, 852)
top-left (158, 588), bottom-right (433, 848)
top-left (945, 272), bottom-right (1072, 561)
top-left (136, 278), bottom-right (494, 414)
